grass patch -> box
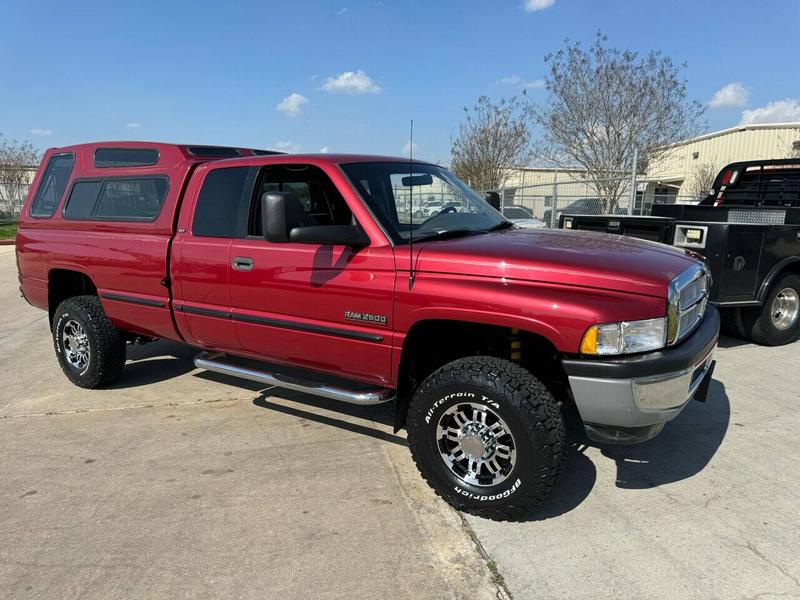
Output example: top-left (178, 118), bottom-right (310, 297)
top-left (0, 223), bottom-right (18, 240)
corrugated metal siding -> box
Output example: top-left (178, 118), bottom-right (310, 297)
top-left (505, 125), bottom-right (800, 199)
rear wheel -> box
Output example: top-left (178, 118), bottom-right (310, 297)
top-left (743, 274), bottom-right (800, 346)
top-left (407, 356), bottom-right (565, 521)
top-left (53, 295), bottom-right (127, 388)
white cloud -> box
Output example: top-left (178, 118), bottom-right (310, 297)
top-left (337, 7), bottom-right (347, 14)
top-left (321, 70), bottom-right (381, 95)
top-left (276, 92), bottom-right (308, 117)
top-left (497, 75), bottom-right (545, 89)
top-left (402, 141), bottom-right (418, 156)
top-left (497, 74), bottom-right (521, 85)
top-left (126, 122), bottom-right (141, 129)
top-left (524, 79), bottom-right (546, 89)
top-left (740, 99), bottom-right (800, 124)
top-left (709, 82), bottom-right (748, 108)
top-left (274, 140), bottom-right (301, 153)
top-left (30, 128), bottom-right (52, 136)
top-left (319, 146), bottom-right (329, 153)
top-left (523, 0), bottom-right (554, 12)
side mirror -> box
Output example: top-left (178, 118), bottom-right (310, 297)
top-left (262, 191), bottom-right (303, 243)
top-left (289, 225), bottom-right (369, 247)
top-left (484, 191), bottom-right (501, 211)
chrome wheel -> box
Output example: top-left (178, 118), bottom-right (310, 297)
top-left (770, 287), bottom-right (799, 330)
top-left (62, 319), bottom-right (90, 371)
top-left (435, 402), bottom-right (516, 487)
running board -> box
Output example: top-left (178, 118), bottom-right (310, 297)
top-left (193, 351), bottom-right (394, 406)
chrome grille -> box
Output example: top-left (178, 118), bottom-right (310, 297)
top-left (669, 264), bottom-right (709, 344)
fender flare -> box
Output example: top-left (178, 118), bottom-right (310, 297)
top-left (756, 257), bottom-right (800, 303)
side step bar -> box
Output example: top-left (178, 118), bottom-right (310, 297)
top-left (193, 351), bottom-right (395, 406)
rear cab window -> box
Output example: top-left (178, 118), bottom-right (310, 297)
top-left (29, 154), bottom-right (75, 217)
top-left (192, 167), bottom-right (253, 237)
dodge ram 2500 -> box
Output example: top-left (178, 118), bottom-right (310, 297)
top-left (16, 141), bottom-right (719, 519)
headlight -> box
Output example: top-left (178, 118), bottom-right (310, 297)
top-left (580, 317), bottom-right (667, 356)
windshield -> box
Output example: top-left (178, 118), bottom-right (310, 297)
top-left (340, 162), bottom-right (508, 244)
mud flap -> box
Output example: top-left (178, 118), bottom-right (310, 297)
top-left (693, 361), bottom-right (715, 403)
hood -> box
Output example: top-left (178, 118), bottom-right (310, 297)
top-left (413, 228), bottom-right (699, 297)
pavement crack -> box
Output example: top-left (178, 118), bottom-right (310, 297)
top-left (737, 532), bottom-right (800, 592)
top-left (456, 512), bottom-right (513, 600)
top-left (0, 397), bottom-right (238, 420)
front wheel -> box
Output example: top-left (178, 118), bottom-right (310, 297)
top-left (407, 356), bottom-right (565, 521)
top-left (53, 295), bottom-right (127, 388)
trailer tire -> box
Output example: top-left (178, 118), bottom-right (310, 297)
top-left (407, 356), bottom-right (565, 521)
top-left (744, 274), bottom-right (800, 346)
top-left (52, 295), bottom-right (127, 388)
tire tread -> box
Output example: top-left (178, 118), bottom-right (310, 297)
top-left (407, 356), bottom-right (565, 521)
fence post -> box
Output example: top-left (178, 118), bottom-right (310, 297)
top-left (628, 147), bottom-right (638, 216)
top-left (550, 169), bottom-right (558, 228)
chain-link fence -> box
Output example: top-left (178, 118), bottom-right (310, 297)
top-left (0, 181), bottom-right (29, 224)
top-left (493, 177), bottom-right (702, 228)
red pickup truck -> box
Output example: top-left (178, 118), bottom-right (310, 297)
top-left (16, 142), bottom-right (719, 520)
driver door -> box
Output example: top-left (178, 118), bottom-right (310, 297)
top-left (227, 163), bottom-right (395, 386)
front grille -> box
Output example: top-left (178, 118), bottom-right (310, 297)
top-left (670, 264), bottom-right (709, 344)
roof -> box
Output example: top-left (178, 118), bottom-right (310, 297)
top-left (667, 122), bottom-right (800, 148)
top-left (44, 142), bottom-right (433, 168)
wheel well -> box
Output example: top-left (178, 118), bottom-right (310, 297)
top-left (760, 260), bottom-right (800, 302)
top-left (48, 269), bottom-right (97, 326)
top-left (393, 320), bottom-right (566, 431)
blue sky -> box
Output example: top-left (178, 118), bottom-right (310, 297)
top-left (1, 0), bottom-right (798, 164)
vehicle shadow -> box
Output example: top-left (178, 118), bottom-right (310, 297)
top-left (522, 378), bottom-right (730, 521)
top-left (252, 387), bottom-right (408, 448)
top-left (599, 379), bottom-right (730, 490)
top-left (109, 340), bottom-right (197, 389)
top-left (717, 334), bottom-right (752, 349)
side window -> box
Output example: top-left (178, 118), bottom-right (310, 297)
top-left (193, 167), bottom-right (251, 237)
top-left (63, 177), bottom-right (169, 221)
top-left (94, 148), bottom-right (159, 168)
top-left (94, 178), bottom-right (169, 219)
top-left (29, 154), bottom-right (75, 217)
top-left (64, 181), bottom-right (103, 219)
top-left (249, 164), bottom-right (353, 236)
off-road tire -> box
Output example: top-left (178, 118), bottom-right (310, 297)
top-left (407, 356), bottom-right (565, 521)
top-left (52, 295), bottom-right (127, 388)
top-left (743, 274), bottom-right (800, 346)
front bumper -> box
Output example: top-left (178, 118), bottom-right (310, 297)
top-left (562, 307), bottom-right (720, 444)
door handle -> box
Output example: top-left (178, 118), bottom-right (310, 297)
top-left (232, 257), bottom-right (254, 271)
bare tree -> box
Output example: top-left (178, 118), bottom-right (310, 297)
top-left (0, 134), bottom-right (40, 219)
top-left (531, 33), bottom-right (705, 212)
top-left (450, 96), bottom-right (534, 191)
top-left (686, 162), bottom-right (718, 200)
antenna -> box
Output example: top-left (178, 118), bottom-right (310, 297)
top-left (408, 119), bottom-right (415, 290)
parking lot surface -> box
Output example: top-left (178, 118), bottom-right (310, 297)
top-left (1, 246), bottom-right (799, 599)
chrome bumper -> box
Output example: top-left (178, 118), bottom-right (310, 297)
top-left (562, 307), bottom-right (720, 444)
top-left (568, 349), bottom-right (715, 443)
